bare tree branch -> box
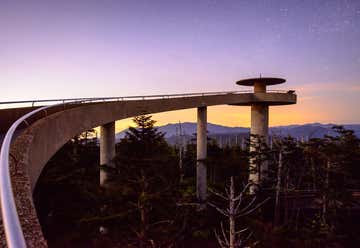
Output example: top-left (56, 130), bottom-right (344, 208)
top-left (209, 177), bottom-right (268, 248)
top-left (209, 188), bottom-right (229, 201)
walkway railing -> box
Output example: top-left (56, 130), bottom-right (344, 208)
top-left (0, 89), bottom-right (294, 247)
top-left (0, 90), bottom-right (291, 108)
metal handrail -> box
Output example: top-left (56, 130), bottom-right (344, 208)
top-left (0, 89), bottom-right (294, 247)
top-left (0, 90), bottom-right (291, 108)
top-left (0, 106), bottom-right (50, 248)
top-left (0, 98), bottom-right (96, 247)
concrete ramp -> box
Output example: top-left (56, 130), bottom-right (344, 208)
top-left (0, 91), bottom-right (296, 247)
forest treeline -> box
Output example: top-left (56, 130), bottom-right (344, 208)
top-left (34, 115), bottom-right (360, 247)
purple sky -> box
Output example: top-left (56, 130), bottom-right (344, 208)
top-left (1, 0), bottom-right (360, 126)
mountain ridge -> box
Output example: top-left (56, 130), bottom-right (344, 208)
top-left (115, 122), bottom-right (360, 141)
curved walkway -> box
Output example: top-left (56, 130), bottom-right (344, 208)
top-left (0, 91), bottom-right (296, 247)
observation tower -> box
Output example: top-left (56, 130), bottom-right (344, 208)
top-left (235, 77), bottom-right (295, 190)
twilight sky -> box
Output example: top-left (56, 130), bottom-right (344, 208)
top-left (1, 0), bottom-right (360, 130)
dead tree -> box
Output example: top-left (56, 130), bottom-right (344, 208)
top-left (274, 150), bottom-right (282, 226)
top-left (209, 177), bottom-right (269, 248)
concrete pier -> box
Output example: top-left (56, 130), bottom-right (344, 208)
top-left (100, 121), bottom-right (115, 186)
top-left (197, 106), bottom-right (207, 203)
top-left (249, 103), bottom-right (269, 187)
top-left (250, 82), bottom-right (270, 187)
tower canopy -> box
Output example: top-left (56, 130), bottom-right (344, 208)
top-left (236, 77), bottom-right (286, 86)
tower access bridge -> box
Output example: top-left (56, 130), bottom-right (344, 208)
top-left (0, 78), bottom-right (296, 247)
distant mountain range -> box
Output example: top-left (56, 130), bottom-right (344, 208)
top-left (116, 122), bottom-right (360, 145)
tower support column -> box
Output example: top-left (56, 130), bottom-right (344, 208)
top-left (100, 121), bottom-right (115, 186)
top-left (197, 106), bottom-right (207, 204)
top-left (249, 103), bottom-right (269, 190)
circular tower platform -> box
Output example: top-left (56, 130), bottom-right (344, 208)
top-left (236, 77), bottom-right (286, 86)
top-left (236, 77), bottom-right (286, 93)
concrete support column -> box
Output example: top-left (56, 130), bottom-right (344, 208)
top-left (100, 121), bottom-right (115, 186)
top-left (249, 104), bottom-right (269, 191)
top-left (254, 82), bottom-right (266, 93)
top-left (197, 106), bottom-right (207, 204)
top-left (251, 104), bottom-right (269, 140)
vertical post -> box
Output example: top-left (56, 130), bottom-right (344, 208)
top-left (197, 106), bottom-right (207, 204)
top-left (100, 121), bottom-right (115, 186)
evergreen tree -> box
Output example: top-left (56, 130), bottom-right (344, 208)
top-left (108, 114), bottom-right (181, 246)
